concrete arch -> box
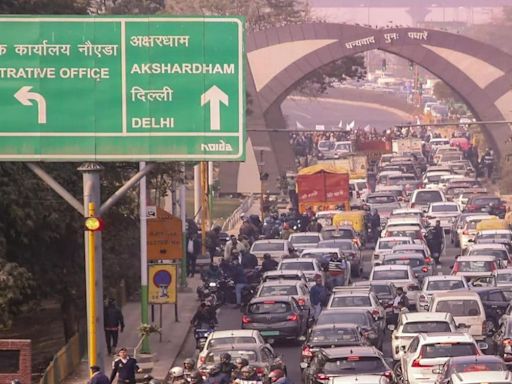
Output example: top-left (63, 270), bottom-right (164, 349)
top-left (220, 23), bottom-right (512, 193)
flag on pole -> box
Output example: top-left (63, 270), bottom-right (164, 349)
top-left (338, 119), bottom-right (343, 128)
top-left (363, 124), bottom-right (371, 133)
top-left (346, 120), bottom-right (355, 131)
top-left (296, 121), bottom-right (305, 129)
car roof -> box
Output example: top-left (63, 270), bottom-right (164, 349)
top-left (384, 253), bottom-right (424, 260)
top-left (452, 371), bottom-right (511, 383)
top-left (207, 343), bottom-right (261, 353)
top-left (400, 312), bottom-right (452, 322)
top-left (259, 280), bottom-right (302, 287)
top-left (322, 346), bottom-right (381, 358)
top-left (252, 239), bottom-right (287, 244)
top-left (393, 244), bottom-right (425, 250)
top-left (249, 296), bottom-right (296, 303)
top-left (429, 201), bottom-right (459, 206)
top-left (417, 332), bottom-right (475, 343)
top-left (367, 191), bottom-right (396, 197)
top-left (431, 290), bottom-right (479, 299)
top-left (209, 330), bottom-right (260, 339)
top-left (425, 275), bottom-right (465, 281)
top-left (312, 323), bottom-right (361, 331)
top-left (280, 258), bottom-right (316, 263)
top-left (447, 355), bottom-right (505, 364)
top-left (302, 248), bottom-right (340, 253)
top-left (373, 264), bottom-right (410, 271)
top-left (289, 232), bottom-right (321, 238)
top-left (456, 255), bottom-right (497, 261)
top-left (378, 236), bottom-right (413, 242)
top-left (478, 229), bottom-right (512, 234)
top-left (386, 225), bottom-right (421, 230)
top-left (469, 243), bottom-right (507, 250)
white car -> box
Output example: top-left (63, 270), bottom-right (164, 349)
top-left (426, 202), bottom-right (461, 232)
top-left (396, 332), bottom-right (485, 384)
top-left (446, 370), bottom-right (512, 384)
top-left (466, 243), bottom-right (511, 268)
top-left (459, 215), bottom-right (497, 251)
top-left (451, 255), bottom-right (497, 279)
top-left (256, 280), bottom-right (311, 310)
top-left (277, 257), bottom-right (329, 285)
top-left (369, 264), bottom-right (420, 303)
top-left (495, 268), bottom-right (512, 287)
top-left (389, 312), bottom-right (458, 360)
top-left (416, 275), bottom-right (468, 312)
top-left (197, 329), bottom-right (268, 366)
top-left (288, 232), bottom-right (323, 252)
top-left (250, 239), bottom-right (290, 262)
top-left (373, 237), bottom-right (413, 265)
top-left (410, 189), bottom-right (446, 211)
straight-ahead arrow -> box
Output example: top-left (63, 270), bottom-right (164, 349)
top-left (14, 86), bottom-right (47, 124)
top-left (201, 85), bottom-right (229, 131)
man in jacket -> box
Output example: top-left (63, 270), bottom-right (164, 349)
top-left (309, 275), bottom-right (329, 320)
top-left (231, 259), bottom-right (248, 308)
top-left (110, 348), bottom-right (141, 384)
top-left (89, 366), bottom-right (110, 384)
top-left (104, 298), bottom-right (124, 355)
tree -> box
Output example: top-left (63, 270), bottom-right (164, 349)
top-left (0, 258), bottom-right (34, 329)
top-left (433, 80), bottom-right (462, 103)
top-left (0, 0), bottom-right (88, 14)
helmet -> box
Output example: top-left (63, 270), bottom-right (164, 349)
top-left (208, 364), bottom-right (221, 376)
top-left (189, 371), bottom-right (202, 384)
top-left (240, 366), bottom-right (256, 379)
top-left (170, 367), bottom-right (184, 378)
top-left (263, 253), bottom-right (271, 260)
top-left (220, 353), bottom-right (232, 363)
top-left (184, 358), bottom-right (195, 367)
top-left (269, 370), bottom-right (285, 382)
top-left (235, 357), bottom-right (249, 367)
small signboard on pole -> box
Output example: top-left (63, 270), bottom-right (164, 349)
top-left (146, 206), bottom-right (183, 261)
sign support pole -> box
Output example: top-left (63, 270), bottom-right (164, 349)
top-left (179, 167), bottom-right (187, 289)
top-left (79, 163), bottom-right (105, 371)
top-left (139, 161), bottom-right (150, 353)
top-left (201, 162), bottom-right (209, 260)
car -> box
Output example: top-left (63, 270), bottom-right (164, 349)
top-left (451, 212), bottom-right (490, 247)
top-left (316, 210), bottom-right (344, 227)
top-left (410, 189), bottom-right (446, 211)
top-left (320, 225), bottom-right (359, 242)
top-left (289, 232), bottom-right (323, 253)
top-left (300, 248), bottom-right (343, 268)
top-left (475, 229), bottom-right (512, 254)
top-left (390, 209), bottom-right (425, 220)
top-left (423, 171), bottom-right (452, 189)
top-left (242, 296), bottom-right (309, 342)
top-left (451, 255), bottom-right (497, 280)
top-left (465, 195), bottom-right (507, 219)
top-left (395, 332), bottom-right (486, 384)
top-left (376, 170), bottom-right (403, 185)
top-left (349, 179), bottom-right (369, 209)
top-left (389, 312), bottom-right (459, 360)
top-left (201, 342), bottom-right (283, 379)
top-left (391, 243), bottom-right (432, 260)
top-left (261, 270), bottom-right (308, 284)
top-left (444, 370), bottom-right (512, 384)
top-left (382, 253), bottom-right (433, 283)
top-left (466, 243), bottom-right (511, 268)
top-left (459, 215), bottom-right (498, 250)
top-left (385, 216), bottom-right (425, 231)
top-left (278, 258), bottom-right (329, 286)
top-left (352, 281), bottom-right (397, 316)
top-left (250, 239), bottom-right (290, 263)
top-left (495, 268), bottom-right (512, 287)
top-left (365, 192), bottom-right (402, 222)
top-left (303, 346), bottom-right (394, 384)
top-left (492, 316), bottom-right (512, 365)
top-left (256, 280), bottom-right (311, 313)
top-left (373, 236), bottom-right (414, 265)
top-left (197, 329), bottom-right (268, 366)
top-left (472, 287), bottom-right (510, 331)
top-left (453, 188), bottom-right (489, 210)
top-left (369, 264), bottom-right (420, 304)
top-left (429, 290), bottom-right (487, 340)
top-left (385, 173), bottom-right (421, 196)
top-left (315, 309), bottom-right (384, 349)
top-left (434, 355), bottom-right (508, 384)
top-left (426, 202), bottom-right (461, 232)
top-left (316, 239), bottom-right (362, 277)
top-left (416, 275), bottom-right (468, 312)
top-left (383, 225), bottom-right (425, 242)
top-left (300, 323), bottom-right (369, 369)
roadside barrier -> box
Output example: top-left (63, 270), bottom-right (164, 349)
top-left (221, 195), bottom-right (254, 232)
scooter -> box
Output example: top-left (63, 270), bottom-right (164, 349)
top-left (194, 324), bottom-right (215, 350)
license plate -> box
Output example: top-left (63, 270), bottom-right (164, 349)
top-left (261, 331), bottom-right (279, 336)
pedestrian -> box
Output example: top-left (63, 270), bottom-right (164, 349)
top-left (309, 275), bottom-right (329, 320)
top-left (231, 258), bottom-right (248, 309)
top-left (261, 253), bottom-right (278, 273)
top-left (391, 287), bottom-right (409, 327)
top-left (205, 226), bottom-right (221, 263)
top-left (231, 358), bottom-right (249, 381)
top-left (240, 250), bottom-right (258, 270)
top-left (110, 347), bottom-right (141, 384)
top-left (482, 148), bottom-right (495, 179)
top-left (186, 233), bottom-right (201, 277)
top-left (104, 298), bottom-right (124, 355)
top-left (169, 367), bottom-right (188, 384)
top-left (224, 236), bottom-right (245, 262)
top-left (188, 371), bottom-right (203, 384)
top-left (89, 366), bottom-right (110, 384)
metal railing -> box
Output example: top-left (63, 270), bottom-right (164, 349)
top-left (222, 195), bottom-right (254, 232)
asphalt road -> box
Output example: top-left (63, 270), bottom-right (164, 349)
top-left (174, 243), bottom-right (460, 382)
top-left (281, 96), bottom-right (413, 133)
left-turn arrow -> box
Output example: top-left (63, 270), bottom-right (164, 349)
top-left (14, 86), bottom-right (47, 124)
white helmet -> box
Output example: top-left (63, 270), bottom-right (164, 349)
top-left (170, 367), bottom-right (184, 378)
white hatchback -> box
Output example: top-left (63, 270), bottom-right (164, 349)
top-left (373, 237), bottom-right (413, 265)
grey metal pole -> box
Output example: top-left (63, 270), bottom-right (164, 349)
top-left (78, 162), bottom-right (105, 370)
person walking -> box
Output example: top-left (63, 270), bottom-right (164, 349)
top-left (309, 275), bottom-right (329, 320)
top-left (89, 366), bottom-right (110, 384)
top-left (391, 287), bottom-right (409, 326)
top-left (110, 347), bottom-right (141, 384)
top-left (186, 233), bottom-right (201, 277)
top-left (206, 226), bottom-right (221, 263)
top-left (231, 259), bottom-right (248, 309)
top-left (104, 298), bottom-right (124, 355)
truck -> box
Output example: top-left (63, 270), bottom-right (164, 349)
top-left (392, 138), bottom-right (423, 154)
top-left (317, 154), bottom-right (368, 180)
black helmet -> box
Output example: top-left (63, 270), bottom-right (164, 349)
top-left (220, 353), bottom-right (231, 363)
top-left (235, 357), bottom-right (249, 367)
top-left (208, 364), bottom-right (222, 376)
top-left (189, 371), bottom-right (202, 384)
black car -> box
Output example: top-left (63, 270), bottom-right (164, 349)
top-left (464, 195), bottom-right (507, 219)
top-left (433, 355), bottom-right (507, 384)
top-left (492, 316), bottom-right (512, 364)
top-left (242, 295), bottom-right (308, 342)
top-left (472, 287), bottom-right (509, 330)
top-left (300, 323), bottom-right (369, 369)
top-left (316, 309), bottom-right (384, 349)
top-left (303, 346), bottom-right (394, 384)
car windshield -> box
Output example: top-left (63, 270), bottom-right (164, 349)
top-left (206, 350), bottom-right (257, 363)
top-left (330, 296), bottom-right (371, 308)
top-left (473, 197), bottom-right (501, 206)
top-left (248, 302), bottom-right (291, 314)
top-left (319, 241), bottom-right (354, 250)
top-left (402, 321), bottom-right (452, 333)
top-left (290, 235), bottom-right (320, 245)
top-left (414, 191), bottom-right (443, 203)
top-left (371, 284), bottom-right (392, 295)
top-left (456, 260), bottom-right (494, 272)
top-left (323, 357), bottom-right (387, 374)
top-left (310, 328), bottom-right (359, 344)
top-left (497, 273), bottom-right (512, 283)
top-left (252, 243), bottom-right (285, 252)
top-left (280, 262), bottom-right (315, 271)
top-left (427, 280), bottom-right (465, 291)
top-left (208, 337), bottom-right (256, 348)
top-left (469, 249), bottom-right (507, 260)
top-left (420, 343), bottom-right (478, 359)
top-left (372, 270), bottom-right (409, 280)
top-left (259, 285), bottom-right (298, 296)
top-left (335, 143), bottom-right (351, 151)
top-left (367, 195), bottom-right (396, 204)
top-left (316, 312), bottom-right (369, 326)
top-left (321, 229), bottom-right (353, 240)
top-left (477, 233), bottom-right (512, 241)
top-left (434, 300), bottom-right (480, 316)
top-left (384, 258), bottom-right (423, 268)
top-left (452, 361), bottom-right (506, 373)
top-left (379, 240), bottom-right (410, 250)
top-left (431, 204), bottom-right (459, 213)
top-left (319, 141), bottom-right (334, 150)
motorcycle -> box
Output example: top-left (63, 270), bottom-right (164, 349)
top-left (197, 279), bottom-right (222, 305)
top-left (194, 324), bottom-right (215, 350)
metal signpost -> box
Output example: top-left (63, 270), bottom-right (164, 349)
top-left (0, 16), bottom-right (245, 161)
top-left (0, 16), bottom-right (245, 370)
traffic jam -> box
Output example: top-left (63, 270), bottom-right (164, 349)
top-left (185, 126), bottom-right (512, 384)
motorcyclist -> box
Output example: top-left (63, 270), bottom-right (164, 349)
top-left (188, 371), bottom-right (203, 384)
top-left (169, 367), bottom-right (188, 384)
top-left (219, 353), bottom-right (236, 376)
top-left (269, 370), bottom-right (292, 384)
top-left (202, 263), bottom-right (223, 282)
top-left (307, 218), bottom-right (322, 233)
top-left (190, 302), bottom-right (217, 329)
top-left (281, 223), bottom-right (293, 240)
top-left (233, 366), bottom-right (262, 384)
top-left (231, 358), bottom-right (249, 381)
top-left (261, 253), bottom-right (278, 273)
top-left (368, 209), bottom-right (381, 241)
top-left (427, 220), bottom-right (444, 263)
top-left (183, 358), bottom-right (196, 381)
top-left (204, 364), bottom-right (230, 384)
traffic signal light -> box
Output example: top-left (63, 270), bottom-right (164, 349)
top-left (382, 59), bottom-right (387, 72)
top-left (85, 216), bottom-right (104, 231)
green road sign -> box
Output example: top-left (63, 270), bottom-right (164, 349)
top-left (0, 16), bottom-right (245, 161)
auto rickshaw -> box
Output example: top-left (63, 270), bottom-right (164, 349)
top-left (332, 210), bottom-right (368, 247)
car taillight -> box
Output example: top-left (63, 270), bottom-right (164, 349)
top-left (492, 262), bottom-right (497, 271)
top-left (302, 346), bottom-right (313, 357)
top-left (298, 297), bottom-right (306, 306)
top-left (383, 371), bottom-right (393, 379)
top-left (412, 358), bottom-right (432, 368)
top-left (421, 266), bottom-right (428, 273)
top-left (466, 204), bottom-right (477, 211)
top-left (425, 257), bottom-right (432, 264)
top-left (315, 373), bottom-right (329, 381)
top-left (374, 254), bottom-right (380, 259)
top-left (242, 315), bottom-right (251, 324)
top-left (371, 309), bottom-right (380, 317)
top-left (256, 367), bottom-right (265, 376)
top-left (504, 339), bottom-right (512, 346)
top-left (452, 263), bottom-right (459, 273)
top-left (288, 313), bottom-right (298, 321)
top-left (462, 230), bottom-right (469, 235)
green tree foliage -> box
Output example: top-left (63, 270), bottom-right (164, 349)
top-left (0, 259), bottom-right (34, 329)
top-left (0, 0), bottom-right (88, 14)
top-left (433, 80), bottom-right (462, 103)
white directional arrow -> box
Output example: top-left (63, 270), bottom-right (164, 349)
top-left (201, 85), bottom-right (229, 131)
top-left (14, 86), bottom-right (47, 124)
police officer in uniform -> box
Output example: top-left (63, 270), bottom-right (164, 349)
top-left (110, 347), bottom-right (141, 384)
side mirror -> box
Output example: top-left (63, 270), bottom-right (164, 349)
top-left (478, 342), bottom-right (489, 350)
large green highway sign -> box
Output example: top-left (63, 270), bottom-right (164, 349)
top-left (0, 16), bottom-right (245, 161)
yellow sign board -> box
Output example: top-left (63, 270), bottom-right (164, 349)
top-left (147, 207), bottom-right (183, 261)
top-left (148, 264), bottom-right (177, 304)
